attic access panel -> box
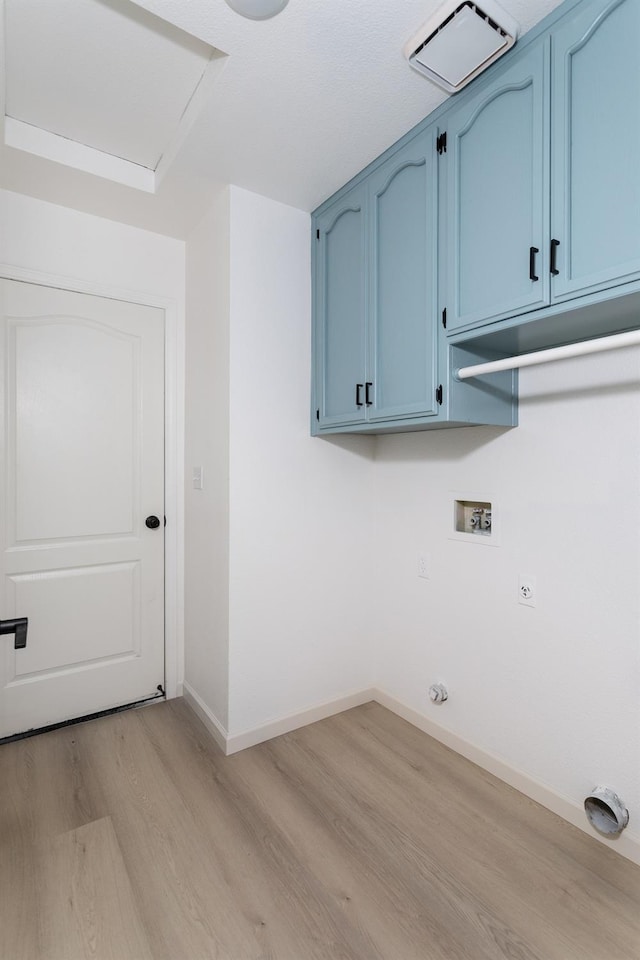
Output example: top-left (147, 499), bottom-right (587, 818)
top-left (405, 0), bottom-right (519, 93)
top-left (4, 0), bottom-right (226, 189)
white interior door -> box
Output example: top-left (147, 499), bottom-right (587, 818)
top-left (0, 279), bottom-right (165, 739)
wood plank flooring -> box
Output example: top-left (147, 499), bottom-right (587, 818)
top-left (38, 817), bottom-right (153, 960)
top-left (1, 699), bottom-right (639, 960)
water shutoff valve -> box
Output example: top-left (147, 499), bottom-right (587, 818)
top-left (429, 682), bottom-right (448, 704)
top-left (470, 508), bottom-right (483, 530)
top-left (454, 499), bottom-right (493, 537)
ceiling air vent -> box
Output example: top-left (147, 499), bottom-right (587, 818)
top-left (404, 0), bottom-right (519, 94)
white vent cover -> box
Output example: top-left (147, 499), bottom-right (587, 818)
top-left (404, 0), bottom-right (519, 93)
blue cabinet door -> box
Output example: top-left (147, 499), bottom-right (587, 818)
top-left (367, 129), bottom-right (439, 421)
top-left (551, 0), bottom-right (640, 301)
top-left (314, 184), bottom-right (367, 428)
top-left (444, 41), bottom-right (550, 333)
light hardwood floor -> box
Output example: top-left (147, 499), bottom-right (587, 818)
top-left (1, 699), bottom-right (639, 960)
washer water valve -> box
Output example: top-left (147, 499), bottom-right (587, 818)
top-left (454, 499), bottom-right (492, 537)
top-left (470, 508), bottom-right (483, 530)
top-left (429, 683), bottom-right (448, 704)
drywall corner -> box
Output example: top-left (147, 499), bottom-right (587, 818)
top-left (184, 185), bottom-right (231, 728)
top-left (226, 185), bottom-right (377, 736)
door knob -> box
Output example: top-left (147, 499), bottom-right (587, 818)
top-left (0, 617), bottom-right (28, 649)
top-left (145, 515), bottom-right (161, 529)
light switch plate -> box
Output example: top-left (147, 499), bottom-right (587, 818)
top-left (192, 466), bottom-right (204, 490)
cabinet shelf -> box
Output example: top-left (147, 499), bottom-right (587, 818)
top-left (450, 281), bottom-right (640, 360)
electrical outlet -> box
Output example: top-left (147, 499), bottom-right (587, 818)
top-left (518, 574), bottom-right (536, 607)
top-left (418, 554), bottom-right (430, 580)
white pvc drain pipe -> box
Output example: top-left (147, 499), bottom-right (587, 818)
top-left (584, 787), bottom-right (629, 836)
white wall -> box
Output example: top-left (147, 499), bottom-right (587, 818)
top-left (184, 187), bottom-right (231, 727)
top-left (182, 185), bottom-right (375, 740)
top-left (373, 347), bottom-right (640, 844)
top-left (227, 186), bottom-right (376, 736)
top-left (0, 187), bottom-right (186, 694)
top-left (0, 189), bottom-right (184, 298)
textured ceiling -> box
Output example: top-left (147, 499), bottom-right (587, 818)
top-left (0, 0), bottom-right (565, 238)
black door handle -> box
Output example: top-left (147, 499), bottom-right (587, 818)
top-left (529, 246), bottom-right (539, 282)
top-left (550, 238), bottom-right (560, 276)
top-left (0, 617), bottom-right (28, 649)
top-left (145, 515), bottom-right (161, 529)
top-left (355, 383), bottom-right (364, 407)
top-left (365, 382), bottom-right (373, 406)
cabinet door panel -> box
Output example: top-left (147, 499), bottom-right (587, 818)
top-left (551, 0), bottom-right (640, 300)
top-left (315, 185), bottom-right (367, 427)
top-left (368, 130), bottom-right (438, 421)
top-left (446, 42), bottom-right (549, 332)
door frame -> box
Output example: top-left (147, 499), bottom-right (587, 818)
top-left (0, 262), bottom-right (184, 701)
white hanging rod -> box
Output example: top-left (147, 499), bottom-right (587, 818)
top-left (455, 328), bottom-right (640, 380)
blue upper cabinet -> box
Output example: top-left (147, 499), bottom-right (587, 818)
top-left (443, 0), bottom-right (640, 338)
top-left (314, 183), bottom-right (367, 429)
top-left (312, 123), bottom-right (517, 435)
top-left (368, 129), bottom-right (438, 421)
top-left (444, 41), bottom-right (550, 333)
top-left (311, 0), bottom-right (640, 435)
top-left (313, 127), bottom-right (448, 432)
top-left (551, 0), bottom-right (640, 301)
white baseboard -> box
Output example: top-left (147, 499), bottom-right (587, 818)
top-left (373, 688), bottom-right (640, 868)
top-left (182, 684), bottom-right (375, 756)
top-left (225, 688), bottom-right (376, 755)
top-left (182, 681), bottom-right (228, 754)
top-left (180, 682), bottom-right (640, 866)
